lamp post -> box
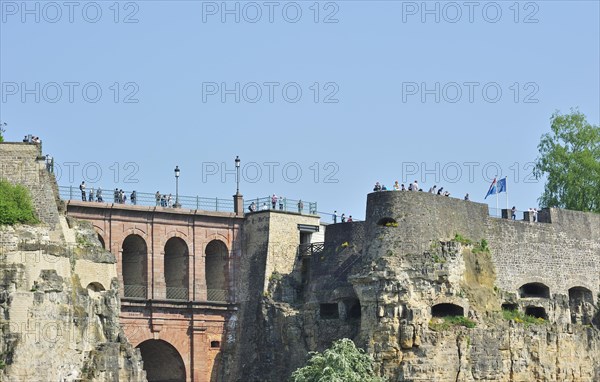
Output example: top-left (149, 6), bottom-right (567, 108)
top-left (174, 165), bottom-right (181, 208)
top-left (235, 156), bottom-right (241, 195)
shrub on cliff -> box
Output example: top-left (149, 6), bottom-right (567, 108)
top-left (0, 180), bottom-right (39, 225)
top-left (289, 338), bottom-right (385, 382)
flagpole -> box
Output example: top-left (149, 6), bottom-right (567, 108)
top-left (496, 190), bottom-right (499, 217)
top-left (505, 176), bottom-right (509, 212)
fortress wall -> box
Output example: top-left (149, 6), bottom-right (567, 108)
top-left (487, 216), bottom-right (600, 298)
top-left (363, 191), bottom-right (599, 298)
top-left (365, 191), bottom-right (489, 255)
top-left (0, 143), bottom-right (60, 229)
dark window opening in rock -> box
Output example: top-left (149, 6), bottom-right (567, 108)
top-left (525, 306), bottom-right (546, 319)
top-left (569, 286), bottom-right (594, 325)
top-left (137, 339), bottom-right (185, 382)
top-left (377, 217), bottom-right (398, 226)
top-left (320, 303), bottom-right (339, 319)
top-left (518, 283), bottom-right (550, 298)
top-left (97, 233), bottom-right (105, 249)
top-left (121, 234), bottom-right (147, 298)
top-left (210, 340), bottom-right (220, 348)
top-left (205, 240), bottom-right (228, 302)
top-left (431, 303), bottom-right (464, 317)
top-left (86, 282), bottom-right (105, 292)
top-left (345, 299), bottom-right (361, 320)
top-left (165, 237), bottom-right (189, 300)
top-left (501, 303), bottom-right (518, 311)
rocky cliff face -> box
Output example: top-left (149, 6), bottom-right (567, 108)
top-left (222, 191), bottom-right (600, 382)
top-left (0, 142), bottom-right (145, 381)
top-left (0, 220), bottom-right (146, 381)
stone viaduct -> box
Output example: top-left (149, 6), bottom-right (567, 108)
top-left (61, 198), bottom-right (324, 382)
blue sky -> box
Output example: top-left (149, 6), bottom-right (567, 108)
top-left (1, 0), bottom-right (599, 220)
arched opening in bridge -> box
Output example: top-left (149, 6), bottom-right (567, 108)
top-left (210, 340), bottom-right (220, 348)
top-left (137, 339), bottom-right (185, 382)
top-left (164, 237), bottom-right (189, 300)
top-left (431, 303), bottom-right (464, 317)
top-left (377, 217), bottom-right (398, 226)
top-left (524, 306), bottom-right (547, 319)
top-left (518, 283), bottom-right (550, 299)
top-left (569, 286), bottom-right (594, 324)
top-left (122, 234), bottom-right (147, 298)
top-left (205, 240), bottom-right (228, 302)
top-left (97, 233), bottom-right (105, 249)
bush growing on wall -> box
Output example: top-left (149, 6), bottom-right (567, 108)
top-left (0, 180), bottom-right (39, 225)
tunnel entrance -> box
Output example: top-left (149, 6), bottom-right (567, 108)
top-left (518, 283), bottom-right (550, 298)
top-left (525, 306), bottom-right (547, 319)
top-left (569, 286), bottom-right (594, 324)
top-left (431, 303), bottom-right (464, 317)
top-left (137, 339), bottom-right (186, 382)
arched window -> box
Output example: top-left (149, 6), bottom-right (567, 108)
top-left (431, 303), bottom-right (464, 317)
top-left (137, 340), bottom-right (185, 382)
top-left (205, 240), bottom-right (228, 302)
top-left (122, 234), bottom-right (147, 298)
top-left (518, 283), bottom-right (550, 298)
top-left (164, 237), bottom-right (189, 300)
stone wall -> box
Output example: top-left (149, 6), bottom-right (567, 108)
top-left (364, 191), bottom-right (600, 298)
top-left (0, 143), bottom-right (61, 231)
top-left (219, 210), bottom-right (321, 381)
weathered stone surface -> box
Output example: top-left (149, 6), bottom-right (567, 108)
top-left (221, 191), bottom-right (600, 382)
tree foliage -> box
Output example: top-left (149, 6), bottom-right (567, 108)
top-left (534, 110), bottom-right (600, 212)
top-left (289, 338), bottom-right (385, 382)
top-left (0, 180), bottom-right (39, 225)
top-left (0, 123), bottom-right (5, 142)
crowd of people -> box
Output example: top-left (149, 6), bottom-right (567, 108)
top-left (23, 135), bottom-right (41, 144)
top-left (79, 181), bottom-right (140, 205)
top-left (155, 191), bottom-right (173, 207)
top-left (332, 211), bottom-right (353, 223)
top-left (373, 180), bottom-right (468, 200)
top-left (247, 194), bottom-right (316, 214)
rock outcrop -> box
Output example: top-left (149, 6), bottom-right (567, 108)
top-left (0, 142), bottom-right (145, 381)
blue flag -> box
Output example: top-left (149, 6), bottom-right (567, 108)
top-left (484, 178), bottom-right (497, 199)
top-left (496, 178), bottom-right (507, 194)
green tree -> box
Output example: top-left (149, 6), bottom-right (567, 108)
top-left (289, 338), bottom-right (385, 382)
top-left (0, 180), bottom-right (39, 225)
top-left (533, 109), bottom-right (600, 213)
top-left (0, 122), bottom-right (5, 142)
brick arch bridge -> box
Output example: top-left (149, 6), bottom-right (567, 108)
top-left (66, 200), bottom-right (243, 382)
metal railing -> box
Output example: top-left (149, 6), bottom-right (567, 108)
top-left (166, 287), bottom-right (189, 300)
top-left (59, 185), bottom-right (235, 212)
top-left (297, 242), bottom-right (325, 258)
top-left (244, 196), bottom-right (317, 215)
top-left (207, 289), bottom-right (228, 302)
top-left (123, 284), bottom-right (147, 298)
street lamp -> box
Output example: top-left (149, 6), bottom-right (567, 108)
top-left (174, 165), bottom-right (181, 208)
top-left (235, 156), bottom-right (241, 195)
